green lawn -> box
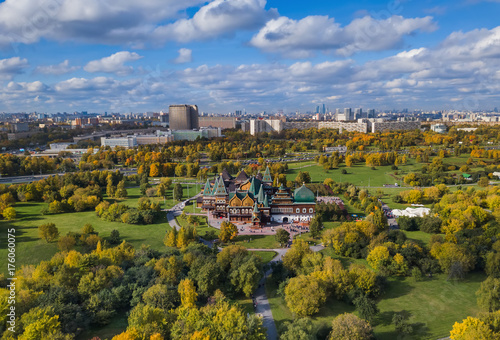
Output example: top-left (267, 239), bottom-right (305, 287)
top-left (285, 161), bottom-right (421, 187)
top-left (233, 234), bottom-right (280, 249)
top-left (268, 271), bottom-right (485, 339)
top-left (252, 250), bottom-right (278, 264)
top-left (0, 188), bottom-right (174, 275)
top-left (403, 230), bottom-right (435, 247)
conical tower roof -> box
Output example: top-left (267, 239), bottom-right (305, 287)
top-left (257, 184), bottom-right (265, 203)
top-left (253, 201), bottom-right (259, 214)
top-left (263, 194), bottom-right (269, 207)
top-left (214, 175), bottom-right (227, 195)
top-left (203, 178), bottom-right (212, 196)
top-left (263, 166), bottom-right (272, 182)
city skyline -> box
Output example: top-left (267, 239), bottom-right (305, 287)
top-left (0, 0), bottom-right (499, 113)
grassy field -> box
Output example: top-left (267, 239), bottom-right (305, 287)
top-left (267, 271), bottom-right (485, 339)
top-left (0, 186), bottom-right (195, 275)
top-left (285, 161), bottom-right (421, 187)
top-left (252, 250), bottom-right (278, 264)
top-left (233, 234), bottom-right (280, 249)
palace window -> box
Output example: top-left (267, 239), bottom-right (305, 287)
top-left (296, 208), bottom-right (300, 213)
top-left (309, 208), bottom-right (313, 213)
top-left (302, 208), bottom-right (306, 213)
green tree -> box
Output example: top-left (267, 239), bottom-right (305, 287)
top-left (280, 318), bottom-right (315, 340)
top-left (127, 303), bottom-right (170, 339)
top-left (309, 216), bottom-right (323, 238)
top-left (109, 229), bottom-right (121, 244)
top-left (295, 171), bottom-right (311, 184)
top-left (115, 180), bottom-right (128, 198)
top-left (173, 183), bottom-right (183, 201)
top-left (477, 276), bottom-right (500, 312)
top-left (283, 239), bottom-right (312, 274)
top-left (161, 177), bottom-right (173, 190)
top-left (353, 294), bottom-right (379, 322)
top-left (81, 223), bottom-right (95, 235)
top-left (328, 313), bottom-right (373, 340)
top-left (142, 284), bottom-right (178, 310)
top-left (38, 223), bottom-right (59, 242)
top-left (219, 221), bottom-right (238, 243)
top-left (275, 228), bottom-right (290, 247)
top-left (393, 312), bottom-right (413, 335)
top-left (230, 255), bottom-right (262, 297)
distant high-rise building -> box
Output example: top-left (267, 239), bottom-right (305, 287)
top-left (169, 104), bottom-right (199, 130)
top-left (355, 108), bottom-right (362, 119)
top-left (322, 104), bottom-right (326, 114)
top-left (367, 109), bottom-right (375, 118)
top-left (316, 106), bottom-right (320, 114)
top-left (344, 108), bottom-right (352, 121)
top-left (235, 110), bottom-right (243, 116)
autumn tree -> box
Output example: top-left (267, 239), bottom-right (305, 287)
top-left (367, 246), bottom-right (390, 271)
top-left (284, 274), bottom-right (327, 317)
top-left (328, 313), bottom-right (373, 340)
top-left (219, 221), bottom-right (238, 243)
top-left (58, 235), bottom-right (76, 252)
top-left (450, 316), bottom-right (494, 340)
top-left (18, 306), bottom-right (68, 340)
top-left (127, 303), bottom-right (170, 339)
top-left (2, 206), bottom-right (16, 220)
top-left (38, 223), bottom-right (59, 242)
top-left (178, 279), bottom-right (198, 308)
top-left (150, 163), bottom-right (160, 177)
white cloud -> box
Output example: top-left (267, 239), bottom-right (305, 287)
top-left (84, 51), bottom-right (143, 76)
top-left (154, 0), bottom-right (278, 42)
top-left (0, 57), bottom-right (29, 79)
top-left (250, 15), bottom-right (437, 57)
top-left (35, 60), bottom-right (79, 75)
top-left (3, 25), bottom-right (500, 113)
top-left (173, 48), bottom-right (192, 64)
top-left (0, 0), bottom-right (275, 47)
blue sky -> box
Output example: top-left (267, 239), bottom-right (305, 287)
top-left (0, 0), bottom-right (499, 114)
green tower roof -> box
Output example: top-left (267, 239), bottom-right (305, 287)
top-left (263, 166), bottom-right (272, 182)
top-left (203, 179), bottom-right (212, 196)
top-left (257, 184), bottom-right (265, 203)
top-left (214, 175), bottom-right (227, 195)
top-left (263, 194), bottom-right (269, 207)
top-left (294, 184), bottom-right (315, 203)
top-left (253, 201), bottom-right (260, 214)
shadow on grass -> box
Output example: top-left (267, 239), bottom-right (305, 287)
top-left (380, 277), bottom-right (414, 300)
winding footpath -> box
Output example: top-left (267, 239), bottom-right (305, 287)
top-left (165, 194), bottom-right (324, 340)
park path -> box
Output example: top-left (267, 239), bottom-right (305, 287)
top-left (166, 192), bottom-right (325, 340)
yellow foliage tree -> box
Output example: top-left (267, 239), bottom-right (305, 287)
top-left (178, 279), bottom-right (198, 309)
top-left (450, 316), bottom-right (493, 340)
